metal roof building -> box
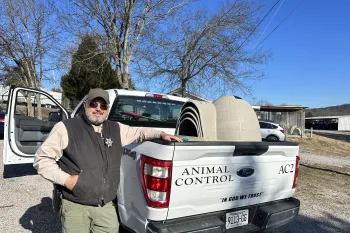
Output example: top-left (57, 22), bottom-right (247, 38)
top-left (0, 85), bottom-right (62, 105)
top-left (252, 105), bottom-right (308, 135)
top-left (305, 115), bottom-right (350, 131)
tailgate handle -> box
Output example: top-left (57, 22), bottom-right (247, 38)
top-left (233, 144), bottom-right (269, 156)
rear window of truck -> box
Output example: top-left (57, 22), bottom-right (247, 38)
top-left (108, 96), bottom-right (185, 128)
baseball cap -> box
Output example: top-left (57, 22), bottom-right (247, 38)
top-left (86, 88), bottom-right (110, 104)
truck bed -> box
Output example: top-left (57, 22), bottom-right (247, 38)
top-left (118, 140), bottom-right (300, 233)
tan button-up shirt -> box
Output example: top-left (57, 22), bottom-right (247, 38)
top-left (33, 121), bottom-right (161, 186)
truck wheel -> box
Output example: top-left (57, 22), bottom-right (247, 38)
top-left (266, 135), bottom-right (279, 141)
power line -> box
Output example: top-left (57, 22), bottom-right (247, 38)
top-left (255, 0), bottom-right (306, 48)
top-left (254, 0), bottom-right (285, 48)
top-left (234, 0), bottom-right (282, 53)
top-left (192, 0), bottom-right (282, 73)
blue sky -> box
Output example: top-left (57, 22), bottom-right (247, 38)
top-left (225, 0), bottom-right (350, 108)
top-left (45, 0), bottom-right (350, 109)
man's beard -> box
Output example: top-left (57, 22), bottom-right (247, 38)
top-left (85, 110), bottom-right (106, 125)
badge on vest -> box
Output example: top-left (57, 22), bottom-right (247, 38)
top-left (105, 138), bottom-right (113, 147)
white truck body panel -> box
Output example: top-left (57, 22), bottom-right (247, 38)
top-left (117, 141), bottom-right (299, 232)
top-left (118, 142), bottom-right (176, 232)
top-left (167, 144), bottom-right (298, 219)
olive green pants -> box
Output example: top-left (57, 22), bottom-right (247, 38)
top-left (60, 199), bottom-right (119, 233)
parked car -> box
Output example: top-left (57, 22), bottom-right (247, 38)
top-left (259, 120), bottom-right (286, 141)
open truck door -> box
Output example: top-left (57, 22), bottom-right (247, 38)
top-left (3, 87), bottom-right (69, 165)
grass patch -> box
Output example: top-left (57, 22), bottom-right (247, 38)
top-left (287, 134), bottom-right (350, 157)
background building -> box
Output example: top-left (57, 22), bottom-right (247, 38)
top-left (253, 105), bottom-right (308, 135)
top-left (0, 85), bottom-right (62, 107)
top-left (305, 115), bottom-right (350, 131)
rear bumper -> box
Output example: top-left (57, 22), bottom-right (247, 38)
top-left (146, 197), bottom-right (300, 233)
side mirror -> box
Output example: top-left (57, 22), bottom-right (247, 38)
top-left (49, 111), bottom-right (61, 122)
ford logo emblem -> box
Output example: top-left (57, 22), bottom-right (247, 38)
top-left (237, 167), bottom-right (255, 177)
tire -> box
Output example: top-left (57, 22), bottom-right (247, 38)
top-left (266, 135), bottom-right (279, 141)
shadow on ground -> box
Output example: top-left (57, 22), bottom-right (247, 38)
top-left (17, 198), bottom-right (350, 233)
top-left (3, 163), bottom-right (37, 178)
top-left (19, 197), bottom-right (61, 233)
top-left (18, 197), bottom-right (129, 233)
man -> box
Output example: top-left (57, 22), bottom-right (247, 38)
top-left (33, 88), bottom-right (182, 233)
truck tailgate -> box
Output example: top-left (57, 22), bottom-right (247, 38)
top-left (167, 141), bottom-right (299, 220)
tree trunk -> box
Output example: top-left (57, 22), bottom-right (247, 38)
top-left (35, 94), bottom-right (42, 120)
top-left (121, 72), bottom-right (130, 89)
top-left (121, 58), bottom-right (130, 89)
top-left (19, 59), bottom-right (42, 119)
top-left (114, 56), bottom-right (124, 88)
top-left (181, 78), bottom-right (186, 97)
top-left (180, 59), bottom-right (190, 97)
top-left (23, 59), bottom-right (43, 119)
top-left (25, 92), bottom-right (34, 117)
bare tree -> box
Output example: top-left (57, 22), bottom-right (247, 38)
top-left (59, 0), bottom-right (190, 89)
top-left (136, 0), bottom-right (271, 98)
top-left (255, 100), bottom-right (273, 106)
top-left (0, 0), bottom-right (60, 118)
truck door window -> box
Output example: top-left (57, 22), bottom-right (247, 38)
top-left (14, 90), bottom-right (62, 121)
top-left (108, 96), bottom-right (184, 128)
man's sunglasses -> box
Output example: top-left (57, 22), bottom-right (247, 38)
top-left (88, 101), bottom-right (109, 110)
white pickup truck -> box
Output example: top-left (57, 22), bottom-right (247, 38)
top-left (3, 86), bottom-right (300, 233)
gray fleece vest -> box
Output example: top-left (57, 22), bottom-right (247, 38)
top-left (58, 114), bottom-right (122, 206)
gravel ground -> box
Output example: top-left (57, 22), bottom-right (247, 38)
top-left (0, 141), bottom-right (61, 232)
top-left (269, 165), bottom-right (350, 233)
top-left (1, 141), bottom-right (350, 233)
top-left (300, 152), bottom-right (350, 167)
top-left (269, 151), bottom-right (350, 232)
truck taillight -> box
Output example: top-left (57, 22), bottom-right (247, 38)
top-left (0, 117), bottom-right (4, 122)
top-left (153, 94), bottom-right (163, 98)
top-left (140, 155), bottom-right (172, 208)
top-left (292, 156), bottom-right (300, 189)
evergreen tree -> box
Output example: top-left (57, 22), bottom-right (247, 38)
top-left (61, 35), bottom-right (119, 103)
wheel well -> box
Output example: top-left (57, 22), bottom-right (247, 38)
top-left (266, 134), bottom-right (279, 139)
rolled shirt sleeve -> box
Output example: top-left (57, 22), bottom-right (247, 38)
top-left (118, 122), bottom-right (162, 146)
top-left (33, 122), bottom-right (70, 186)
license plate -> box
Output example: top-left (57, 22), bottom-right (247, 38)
top-left (225, 209), bottom-right (249, 229)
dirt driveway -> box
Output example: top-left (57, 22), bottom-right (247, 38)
top-left (270, 163), bottom-right (350, 233)
top-left (268, 133), bottom-right (350, 232)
